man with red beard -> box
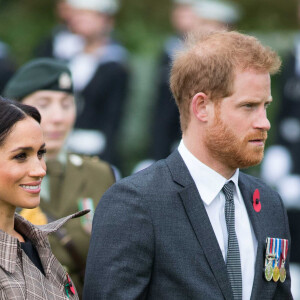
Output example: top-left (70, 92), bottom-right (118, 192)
top-left (84, 31), bottom-right (293, 300)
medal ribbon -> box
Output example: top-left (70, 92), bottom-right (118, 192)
top-left (271, 238), bottom-right (276, 267)
top-left (274, 238), bottom-right (281, 267)
top-left (265, 238), bottom-right (270, 264)
top-left (279, 239), bottom-right (288, 283)
top-left (266, 237), bottom-right (270, 254)
top-left (265, 237), bottom-right (273, 265)
top-left (281, 239), bottom-right (288, 266)
top-left (268, 237), bottom-right (273, 255)
top-left (265, 237), bottom-right (276, 282)
top-left (273, 238), bottom-right (277, 268)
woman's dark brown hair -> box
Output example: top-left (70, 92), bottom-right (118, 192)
top-left (0, 96), bottom-right (41, 146)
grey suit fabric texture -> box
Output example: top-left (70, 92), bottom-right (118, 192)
top-left (83, 151), bottom-right (293, 300)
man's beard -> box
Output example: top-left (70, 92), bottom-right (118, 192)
top-left (204, 115), bottom-right (268, 170)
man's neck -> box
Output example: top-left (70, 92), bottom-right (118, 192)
top-left (182, 135), bottom-right (236, 180)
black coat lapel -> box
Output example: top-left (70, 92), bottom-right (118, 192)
top-left (166, 151), bottom-right (233, 300)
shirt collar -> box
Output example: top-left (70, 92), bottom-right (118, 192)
top-left (0, 210), bottom-right (88, 274)
top-left (178, 140), bottom-right (240, 205)
top-left (0, 214), bottom-right (51, 274)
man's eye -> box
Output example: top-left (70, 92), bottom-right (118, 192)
top-left (244, 103), bottom-right (253, 108)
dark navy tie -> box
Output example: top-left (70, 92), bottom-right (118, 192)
top-left (222, 181), bottom-right (242, 300)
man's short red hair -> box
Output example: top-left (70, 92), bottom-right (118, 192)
top-left (170, 30), bottom-right (281, 131)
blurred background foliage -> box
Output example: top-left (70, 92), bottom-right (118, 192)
top-left (0, 0), bottom-right (298, 174)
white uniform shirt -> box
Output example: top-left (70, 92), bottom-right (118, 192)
top-left (178, 140), bottom-right (257, 300)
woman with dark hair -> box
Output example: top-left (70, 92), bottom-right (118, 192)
top-left (0, 97), bottom-right (84, 299)
top-left (4, 58), bottom-right (116, 297)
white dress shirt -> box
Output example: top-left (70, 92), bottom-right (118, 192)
top-left (178, 140), bottom-right (257, 300)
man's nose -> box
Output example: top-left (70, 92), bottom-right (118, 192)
top-left (253, 108), bottom-right (271, 131)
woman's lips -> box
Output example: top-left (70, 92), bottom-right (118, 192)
top-left (20, 181), bottom-right (42, 194)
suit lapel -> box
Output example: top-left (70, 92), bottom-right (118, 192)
top-left (166, 151), bottom-right (233, 300)
top-left (239, 175), bottom-right (262, 300)
top-left (238, 173), bottom-right (277, 300)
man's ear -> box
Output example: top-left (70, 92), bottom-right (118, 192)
top-left (191, 92), bottom-right (211, 122)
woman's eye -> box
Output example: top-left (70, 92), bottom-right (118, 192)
top-left (14, 153), bottom-right (27, 161)
top-left (38, 149), bottom-right (47, 158)
top-left (62, 101), bottom-right (74, 109)
top-left (36, 100), bottom-right (49, 109)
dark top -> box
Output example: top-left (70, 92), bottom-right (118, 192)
top-left (74, 61), bottom-right (129, 164)
top-left (150, 37), bottom-right (182, 160)
top-left (20, 237), bottom-right (45, 275)
top-left (0, 40), bottom-right (15, 94)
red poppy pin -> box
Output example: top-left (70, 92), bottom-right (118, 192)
top-left (253, 189), bottom-right (261, 212)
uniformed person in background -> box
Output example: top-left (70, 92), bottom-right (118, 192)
top-left (35, 0), bottom-right (129, 170)
top-left (3, 58), bottom-right (116, 298)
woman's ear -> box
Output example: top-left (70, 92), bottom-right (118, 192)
top-left (191, 92), bottom-right (210, 122)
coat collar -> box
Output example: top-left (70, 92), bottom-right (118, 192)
top-left (0, 229), bottom-right (19, 273)
top-left (0, 210), bottom-right (89, 274)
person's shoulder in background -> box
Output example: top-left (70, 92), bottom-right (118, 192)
top-left (68, 152), bottom-right (116, 185)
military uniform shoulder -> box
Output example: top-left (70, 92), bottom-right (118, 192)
top-left (67, 153), bottom-right (114, 179)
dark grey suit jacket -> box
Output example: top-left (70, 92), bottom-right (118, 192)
top-left (83, 151), bottom-right (293, 299)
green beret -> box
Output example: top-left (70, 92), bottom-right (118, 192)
top-left (4, 58), bottom-right (73, 101)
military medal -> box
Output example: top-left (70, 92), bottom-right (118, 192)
top-left (280, 239), bottom-right (288, 283)
top-left (272, 238), bottom-right (281, 282)
top-left (265, 237), bottom-right (275, 281)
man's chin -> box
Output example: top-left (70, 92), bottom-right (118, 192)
top-left (238, 153), bottom-right (264, 169)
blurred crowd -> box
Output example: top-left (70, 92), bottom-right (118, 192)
top-left (0, 0), bottom-right (300, 298)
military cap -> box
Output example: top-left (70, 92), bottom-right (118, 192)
top-left (67, 0), bottom-right (119, 15)
top-left (193, 0), bottom-right (240, 24)
top-left (4, 58), bottom-right (73, 101)
top-left (173, 0), bottom-right (196, 5)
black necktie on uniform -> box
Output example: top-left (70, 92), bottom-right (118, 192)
top-left (222, 181), bottom-right (243, 300)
